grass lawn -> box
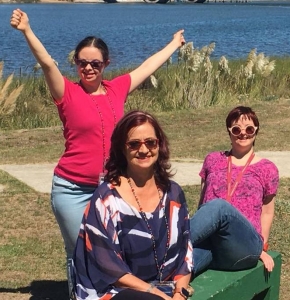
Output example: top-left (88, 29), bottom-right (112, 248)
top-left (0, 99), bottom-right (289, 299)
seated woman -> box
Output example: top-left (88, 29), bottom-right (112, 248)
top-left (72, 110), bottom-right (193, 300)
top-left (190, 106), bottom-right (279, 275)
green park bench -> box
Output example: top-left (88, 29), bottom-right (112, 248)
top-left (190, 251), bottom-right (282, 300)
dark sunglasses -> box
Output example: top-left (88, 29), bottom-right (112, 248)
top-left (74, 59), bottom-right (104, 69)
top-left (228, 125), bottom-right (258, 136)
top-left (126, 138), bottom-right (159, 151)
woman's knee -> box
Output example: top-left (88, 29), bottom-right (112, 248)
top-left (200, 199), bottom-right (231, 211)
top-left (231, 254), bottom-right (260, 271)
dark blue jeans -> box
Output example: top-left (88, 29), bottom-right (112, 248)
top-left (190, 199), bottom-right (263, 275)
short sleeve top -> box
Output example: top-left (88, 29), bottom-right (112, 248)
top-left (54, 74), bottom-right (131, 185)
top-left (199, 151), bottom-right (279, 234)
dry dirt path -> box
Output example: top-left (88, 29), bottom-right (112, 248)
top-left (0, 151), bottom-right (289, 193)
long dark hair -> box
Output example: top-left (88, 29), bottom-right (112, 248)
top-left (104, 110), bottom-right (173, 191)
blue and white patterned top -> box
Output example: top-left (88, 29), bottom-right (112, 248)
top-left (73, 181), bottom-right (193, 300)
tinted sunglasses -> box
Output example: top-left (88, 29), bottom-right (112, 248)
top-left (228, 125), bottom-right (258, 136)
top-left (126, 138), bottom-right (159, 151)
top-left (74, 59), bottom-right (104, 69)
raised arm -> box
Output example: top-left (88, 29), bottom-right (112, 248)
top-left (259, 195), bottom-right (275, 272)
top-left (10, 9), bottom-right (64, 101)
top-left (128, 29), bottom-right (185, 93)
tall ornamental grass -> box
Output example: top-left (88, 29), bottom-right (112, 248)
top-left (130, 42), bottom-right (282, 111)
top-left (0, 41), bottom-right (289, 129)
top-left (0, 62), bottom-right (24, 122)
top-left (0, 61), bottom-right (62, 129)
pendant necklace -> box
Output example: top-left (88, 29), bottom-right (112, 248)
top-left (84, 82), bottom-right (117, 173)
top-left (127, 178), bottom-right (170, 282)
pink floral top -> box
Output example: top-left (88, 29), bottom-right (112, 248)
top-left (199, 151), bottom-right (279, 235)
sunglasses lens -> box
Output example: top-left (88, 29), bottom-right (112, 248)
top-left (75, 59), bottom-right (103, 69)
top-left (75, 59), bottom-right (87, 68)
top-left (90, 61), bottom-right (103, 69)
top-left (127, 141), bottom-right (142, 150)
top-left (145, 139), bottom-right (158, 149)
top-left (230, 125), bottom-right (257, 136)
top-left (231, 126), bottom-right (241, 136)
top-left (127, 139), bottom-right (158, 150)
top-left (245, 126), bottom-right (256, 135)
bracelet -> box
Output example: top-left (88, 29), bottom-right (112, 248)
top-left (263, 242), bottom-right (269, 252)
top-left (146, 282), bottom-right (155, 293)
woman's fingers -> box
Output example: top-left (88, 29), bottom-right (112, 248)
top-left (10, 9), bottom-right (28, 30)
top-left (173, 29), bottom-right (186, 47)
top-left (260, 251), bottom-right (275, 272)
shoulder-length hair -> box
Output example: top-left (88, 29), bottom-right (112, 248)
top-left (104, 110), bottom-right (173, 191)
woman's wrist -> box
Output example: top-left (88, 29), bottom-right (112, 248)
top-left (146, 282), bottom-right (155, 293)
top-left (174, 291), bottom-right (187, 299)
top-left (22, 26), bottom-right (33, 36)
top-left (263, 242), bottom-right (269, 252)
top-left (174, 284), bottom-right (194, 299)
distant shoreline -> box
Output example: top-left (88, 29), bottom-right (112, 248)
top-left (0, 0), bottom-right (69, 3)
top-left (1, 0), bottom-right (290, 3)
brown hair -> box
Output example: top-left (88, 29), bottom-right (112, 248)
top-left (226, 106), bottom-right (259, 135)
top-left (104, 110), bottom-right (173, 191)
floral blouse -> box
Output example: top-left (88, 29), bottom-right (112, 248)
top-left (199, 151), bottom-right (279, 234)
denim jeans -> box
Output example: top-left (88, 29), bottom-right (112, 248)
top-left (190, 199), bottom-right (263, 275)
top-left (51, 174), bottom-right (96, 297)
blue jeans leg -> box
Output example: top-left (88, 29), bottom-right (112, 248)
top-left (192, 246), bottom-right (213, 275)
top-left (50, 175), bottom-right (96, 298)
top-left (190, 199), bottom-right (263, 273)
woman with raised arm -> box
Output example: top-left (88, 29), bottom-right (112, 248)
top-left (190, 106), bottom-right (279, 276)
top-left (10, 8), bottom-right (185, 297)
top-left (72, 110), bottom-right (193, 300)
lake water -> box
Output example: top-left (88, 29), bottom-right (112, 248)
top-left (0, 2), bottom-right (290, 76)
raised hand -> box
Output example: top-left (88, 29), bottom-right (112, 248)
top-left (10, 9), bottom-right (30, 32)
top-left (172, 29), bottom-right (186, 48)
top-left (10, 8), bottom-right (64, 100)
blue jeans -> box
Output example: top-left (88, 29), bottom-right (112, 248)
top-left (190, 199), bottom-right (263, 275)
top-left (51, 174), bottom-right (96, 297)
